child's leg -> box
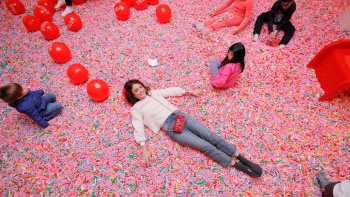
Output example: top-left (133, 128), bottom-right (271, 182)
top-left (65, 0), bottom-right (72, 6)
top-left (43, 92), bottom-right (56, 103)
top-left (279, 21), bottom-right (295, 45)
top-left (204, 12), bottom-right (230, 29)
top-left (42, 102), bottom-right (63, 121)
top-left (62, 0), bottom-right (73, 16)
top-left (204, 18), bottom-right (217, 27)
top-left (209, 57), bottom-right (220, 76)
top-left (253, 12), bottom-right (269, 36)
top-left (55, 0), bottom-right (66, 9)
top-left (211, 16), bottom-right (243, 30)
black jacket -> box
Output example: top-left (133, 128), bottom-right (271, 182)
top-left (267, 0), bottom-right (296, 32)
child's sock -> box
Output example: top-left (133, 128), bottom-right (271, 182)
top-left (234, 162), bottom-right (261, 178)
top-left (55, 0), bottom-right (65, 9)
top-left (279, 44), bottom-right (285, 48)
top-left (316, 173), bottom-right (332, 189)
top-left (237, 154), bottom-right (262, 175)
top-left (253, 34), bottom-right (259, 42)
top-left (62, 6), bottom-right (73, 16)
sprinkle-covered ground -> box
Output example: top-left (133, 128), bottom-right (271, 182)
top-left (1, 0), bottom-right (349, 196)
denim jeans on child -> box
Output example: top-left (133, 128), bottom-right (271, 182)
top-left (161, 110), bottom-right (236, 167)
top-left (209, 57), bottom-right (220, 77)
top-left (41, 92), bottom-right (63, 121)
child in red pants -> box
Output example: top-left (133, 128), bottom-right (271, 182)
top-left (197, 0), bottom-right (254, 35)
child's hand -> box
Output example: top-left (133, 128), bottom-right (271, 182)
top-left (41, 126), bottom-right (51, 132)
top-left (209, 11), bottom-right (217, 17)
top-left (268, 30), bottom-right (278, 41)
top-left (270, 30), bottom-right (278, 37)
top-left (232, 27), bottom-right (238, 35)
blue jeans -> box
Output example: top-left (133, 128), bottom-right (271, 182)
top-left (41, 93), bottom-right (63, 121)
top-left (161, 111), bottom-right (236, 167)
top-left (209, 57), bottom-right (220, 77)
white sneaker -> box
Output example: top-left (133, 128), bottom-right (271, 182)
top-left (62, 6), bottom-right (73, 16)
top-left (54, 0), bottom-right (65, 9)
top-left (253, 34), bottom-right (259, 42)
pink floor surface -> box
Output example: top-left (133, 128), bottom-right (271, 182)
top-left (1, 0), bottom-right (350, 196)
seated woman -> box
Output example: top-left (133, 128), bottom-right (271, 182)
top-left (123, 79), bottom-right (262, 177)
top-left (209, 42), bottom-right (245, 89)
top-left (201, 0), bottom-right (254, 34)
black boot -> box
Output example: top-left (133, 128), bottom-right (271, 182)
top-left (237, 154), bottom-right (263, 176)
top-left (234, 162), bottom-right (261, 178)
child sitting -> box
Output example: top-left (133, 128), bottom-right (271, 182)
top-left (204, 0), bottom-right (254, 35)
top-left (0, 83), bottom-right (63, 128)
top-left (208, 42), bottom-right (245, 89)
top-left (252, 0), bottom-right (296, 48)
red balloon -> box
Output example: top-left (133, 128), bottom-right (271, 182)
top-left (72, 0), bottom-right (86, 5)
top-left (148, 0), bottom-right (158, 5)
top-left (87, 79), bottom-right (110, 101)
top-left (133, 0), bottom-right (147, 10)
top-left (48, 42), bottom-right (72, 63)
top-left (67, 63), bottom-right (89, 84)
top-left (33, 5), bottom-right (53, 22)
top-left (6, 0), bottom-right (25, 15)
top-left (156, 4), bottom-right (171, 23)
top-left (121, 0), bottom-right (133, 7)
top-left (38, 0), bottom-right (55, 14)
top-left (114, 2), bottom-right (130, 21)
top-left (40, 21), bottom-right (60, 40)
top-left (22, 15), bottom-right (41, 32)
top-left (64, 13), bottom-right (83, 31)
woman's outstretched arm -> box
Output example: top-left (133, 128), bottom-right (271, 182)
top-left (150, 87), bottom-right (202, 97)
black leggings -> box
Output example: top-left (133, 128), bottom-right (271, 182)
top-left (322, 182), bottom-right (340, 197)
top-left (65, 0), bottom-right (72, 6)
top-left (253, 11), bottom-right (295, 45)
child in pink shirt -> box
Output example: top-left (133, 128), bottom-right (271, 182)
top-left (203, 0), bottom-right (254, 34)
top-left (209, 42), bottom-right (245, 88)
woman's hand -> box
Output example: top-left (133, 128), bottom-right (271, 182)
top-left (141, 145), bottom-right (151, 167)
top-left (187, 89), bottom-right (202, 96)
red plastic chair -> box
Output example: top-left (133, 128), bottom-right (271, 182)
top-left (307, 40), bottom-right (350, 101)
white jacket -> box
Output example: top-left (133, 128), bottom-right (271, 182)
top-left (130, 87), bottom-right (185, 146)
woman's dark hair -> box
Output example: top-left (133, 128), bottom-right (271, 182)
top-left (219, 42), bottom-right (246, 73)
top-left (0, 83), bottom-right (23, 104)
top-left (281, 0), bottom-right (294, 2)
top-left (123, 79), bottom-right (151, 105)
